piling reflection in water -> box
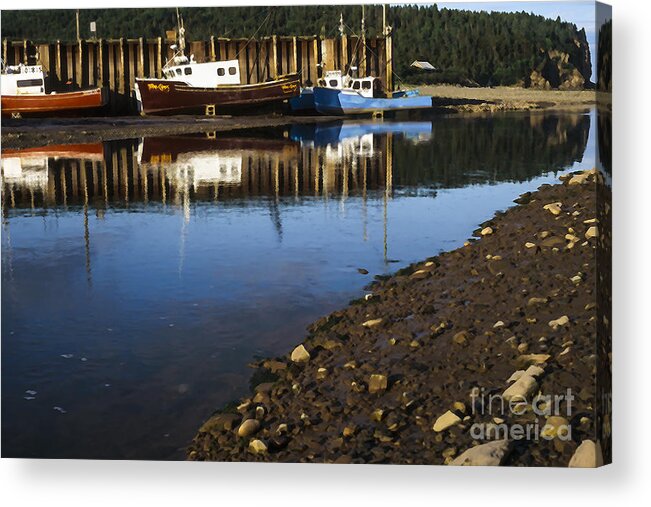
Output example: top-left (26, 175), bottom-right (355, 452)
top-left (2, 112), bottom-right (589, 213)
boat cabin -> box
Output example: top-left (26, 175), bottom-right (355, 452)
top-left (317, 70), bottom-right (381, 98)
top-left (161, 56), bottom-right (242, 87)
top-left (1, 64), bottom-right (46, 96)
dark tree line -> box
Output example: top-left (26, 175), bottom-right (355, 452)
top-left (2, 5), bottom-right (591, 86)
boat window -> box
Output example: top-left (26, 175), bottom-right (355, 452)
top-left (17, 78), bottom-right (43, 87)
top-left (175, 68), bottom-right (182, 76)
top-left (329, 79), bottom-right (338, 87)
top-left (184, 67), bottom-right (192, 75)
top-left (352, 81), bottom-right (360, 90)
top-left (362, 81), bottom-right (372, 90)
top-left (217, 68), bottom-right (225, 76)
top-left (228, 67), bottom-right (237, 75)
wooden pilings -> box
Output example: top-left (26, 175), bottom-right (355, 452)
top-left (2, 34), bottom-right (393, 114)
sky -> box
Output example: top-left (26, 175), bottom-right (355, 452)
top-left (435, 1), bottom-right (598, 79)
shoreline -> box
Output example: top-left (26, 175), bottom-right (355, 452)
top-left (1, 87), bottom-right (596, 150)
top-left (188, 168), bottom-right (608, 466)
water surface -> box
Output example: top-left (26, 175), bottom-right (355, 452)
top-left (1, 110), bottom-right (594, 459)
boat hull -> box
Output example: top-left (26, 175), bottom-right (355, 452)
top-left (289, 88), bottom-right (316, 113)
top-left (1, 88), bottom-right (107, 118)
top-left (136, 74), bottom-right (301, 116)
top-left (313, 87), bottom-right (432, 116)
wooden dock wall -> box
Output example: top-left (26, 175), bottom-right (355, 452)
top-left (2, 35), bottom-right (393, 115)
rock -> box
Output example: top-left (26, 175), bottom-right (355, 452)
top-left (516, 353), bottom-right (551, 367)
top-left (568, 172), bottom-right (591, 185)
top-left (568, 440), bottom-right (604, 467)
top-left (493, 320), bottom-right (505, 328)
top-left (481, 226), bottom-right (494, 236)
top-left (525, 242), bottom-right (536, 249)
top-left (583, 218), bottom-right (598, 224)
top-left (452, 330), bottom-right (470, 346)
top-left (503, 373), bottom-right (538, 401)
top-left (248, 439), bottom-right (268, 454)
top-left (540, 416), bottom-right (571, 439)
top-left (549, 315), bottom-right (570, 330)
top-left (432, 410), bottom-right (462, 432)
top-left (543, 202), bottom-right (563, 215)
top-left (357, 268), bottom-right (369, 275)
top-left (368, 374), bottom-right (388, 394)
top-left (585, 226), bottom-right (599, 239)
top-left (449, 440), bottom-right (512, 466)
top-left (237, 418), bottom-right (261, 438)
top-left (527, 297), bottom-right (548, 306)
top-left (517, 342), bottom-right (529, 353)
top-left (371, 408), bottom-right (384, 422)
top-left (524, 364), bottom-right (545, 377)
top-left (290, 344), bottom-right (311, 363)
top-left (362, 318), bottom-right (383, 328)
top-left (316, 367), bottom-right (328, 379)
top-left (507, 370), bottom-right (526, 383)
top-left (452, 401), bottom-right (466, 414)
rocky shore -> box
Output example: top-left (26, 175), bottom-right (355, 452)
top-left (187, 168), bottom-right (608, 466)
top-left (186, 168), bottom-right (606, 465)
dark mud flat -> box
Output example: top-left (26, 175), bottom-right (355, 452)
top-left (188, 169), bottom-right (610, 466)
top-left (1, 114), bottom-right (336, 150)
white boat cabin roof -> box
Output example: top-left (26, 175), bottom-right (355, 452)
top-left (317, 70), bottom-right (379, 98)
top-left (1, 64), bottom-right (46, 96)
top-left (159, 55), bottom-right (242, 87)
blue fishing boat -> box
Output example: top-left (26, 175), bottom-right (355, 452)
top-left (313, 86), bottom-right (432, 116)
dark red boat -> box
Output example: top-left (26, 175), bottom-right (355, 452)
top-left (135, 72), bottom-right (300, 116)
top-left (1, 64), bottom-right (107, 118)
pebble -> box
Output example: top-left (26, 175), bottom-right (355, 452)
top-left (543, 202), bottom-right (562, 215)
top-left (540, 416), bottom-right (571, 439)
top-left (237, 419), bottom-right (261, 438)
top-left (585, 226), bottom-right (599, 239)
top-left (449, 440), bottom-right (512, 466)
top-left (290, 344), bottom-right (310, 363)
top-left (362, 318), bottom-right (383, 328)
top-left (368, 374), bottom-right (388, 394)
top-left (248, 439), bottom-right (268, 454)
top-left (452, 330), bottom-right (470, 346)
top-left (493, 320), bottom-right (505, 328)
top-left (481, 227), bottom-right (493, 236)
top-left (568, 440), bottom-right (604, 467)
top-left (525, 242), bottom-right (536, 248)
top-left (548, 315), bottom-right (570, 330)
top-left (502, 373), bottom-right (538, 401)
top-left (432, 410), bottom-right (461, 432)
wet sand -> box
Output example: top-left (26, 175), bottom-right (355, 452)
top-left (188, 169), bottom-right (610, 466)
top-left (420, 85), bottom-right (597, 113)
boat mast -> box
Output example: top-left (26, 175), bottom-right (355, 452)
top-left (360, 5), bottom-right (366, 77)
top-left (176, 7), bottom-right (186, 56)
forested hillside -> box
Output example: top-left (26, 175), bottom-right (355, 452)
top-left (1, 5), bottom-right (591, 87)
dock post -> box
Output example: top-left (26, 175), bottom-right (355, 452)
top-left (77, 39), bottom-right (83, 87)
top-left (119, 38), bottom-right (126, 95)
top-left (2, 39), bottom-right (7, 68)
top-left (312, 36), bottom-right (319, 81)
top-left (55, 40), bottom-right (62, 85)
top-left (292, 36), bottom-right (298, 75)
top-left (23, 40), bottom-right (28, 64)
top-left (156, 36), bottom-right (162, 78)
top-left (97, 39), bottom-right (103, 88)
top-left (385, 33), bottom-right (393, 93)
top-left (272, 35), bottom-right (278, 78)
top-left (138, 37), bottom-right (145, 78)
top-left (210, 35), bottom-right (216, 61)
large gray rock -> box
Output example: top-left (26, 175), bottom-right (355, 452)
top-left (449, 440), bottom-right (512, 466)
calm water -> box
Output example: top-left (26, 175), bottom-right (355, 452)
top-left (2, 110), bottom-right (594, 459)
